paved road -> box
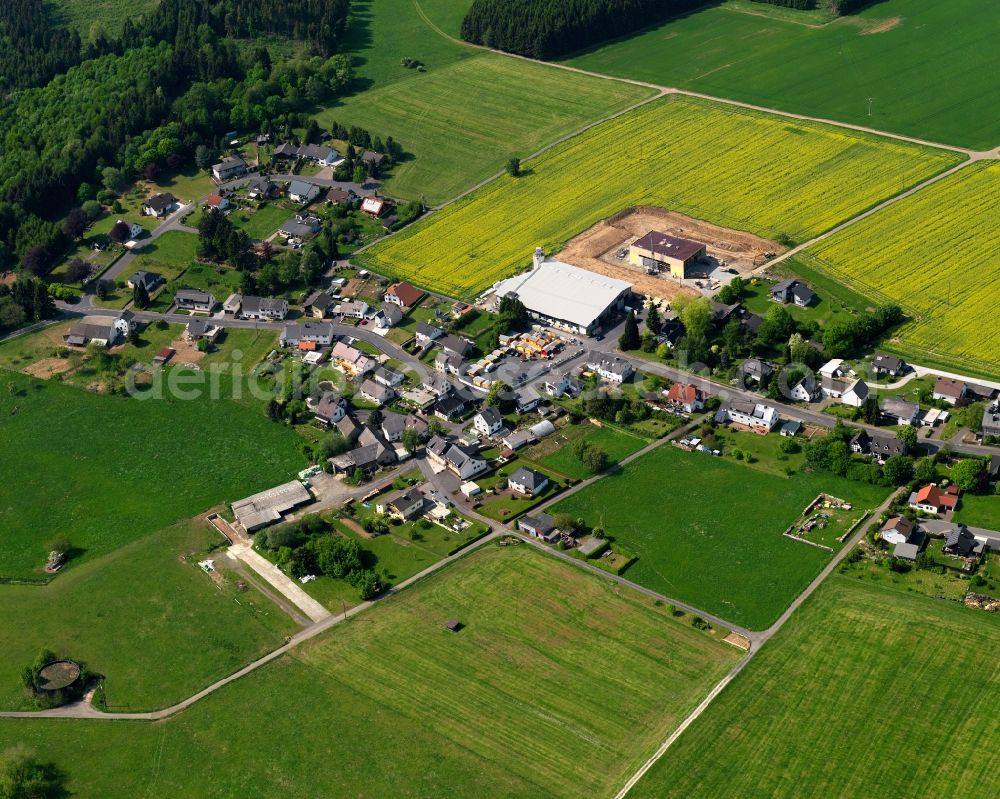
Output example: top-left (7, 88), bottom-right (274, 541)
top-left (229, 543), bottom-right (331, 623)
top-left (612, 485), bottom-right (905, 798)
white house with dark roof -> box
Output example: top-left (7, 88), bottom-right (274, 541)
top-left (174, 289), bottom-right (216, 313)
top-left (769, 279), bottom-right (814, 307)
top-left (239, 296), bottom-right (288, 321)
top-left (585, 353), bottom-right (634, 384)
top-left (212, 154), bottom-right (247, 181)
top-left (507, 466), bottom-right (549, 497)
top-left (473, 407), bottom-right (504, 438)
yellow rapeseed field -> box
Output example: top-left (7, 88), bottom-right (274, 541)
top-left (357, 95), bottom-right (959, 299)
top-left (801, 161), bottom-right (1000, 377)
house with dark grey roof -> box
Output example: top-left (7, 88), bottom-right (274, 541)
top-left (415, 322), bottom-right (445, 345)
top-left (850, 430), bottom-right (907, 464)
top-left (142, 193), bottom-right (177, 217)
top-left (507, 467), bottom-right (549, 497)
top-left (359, 378), bottom-right (393, 406)
top-left (377, 487), bottom-right (425, 521)
top-left (983, 402), bottom-right (1000, 440)
top-left (426, 436), bottom-right (488, 479)
top-left (212, 154), bottom-right (247, 181)
top-left (279, 321), bottom-right (334, 347)
top-left (127, 271), bottom-right (162, 293)
top-left (770, 279), bottom-right (814, 307)
top-left (380, 411), bottom-right (427, 443)
top-left (63, 311), bottom-right (134, 347)
top-left (739, 358), bottom-right (774, 386)
top-left (942, 524), bottom-right (983, 558)
top-left (246, 175), bottom-right (275, 199)
top-left (434, 394), bottom-right (466, 421)
top-left (287, 179), bottom-right (321, 204)
top-left (518, 512), bottom-right (559, 543)
top-left (239, 296), bottom-right (288, 321)
top-left (473, 407), bottom-right (504, 438)
top-left (439, 334), bottom-right (473, 359)
top-left (376, 303), bottom-right (404, 329)
top-left (871, 353), bottom-right (905, 377)
top-left (297, 144), bottom-right (340, 165)
top-left (278, 215), bottom-right (321, 240)
top-left (314, 391), bottom-right (347, 426)
top-left (302, 291), bottom-right (335, 319)
top-left (360, 150), bottom-right (385, 168)
top-left (272, 142), bottom-right (298, 159)
top-left (174, 289), bottom-right (216, 312)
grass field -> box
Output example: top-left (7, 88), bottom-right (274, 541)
top-left (563, 0), bottom-right (1000, 149)
top-left (0, 519), bottom-right (295, 711)
top-left (230, 203), bottom-right (290, 240)
top-left (798, 161), bottom-right (1000, 378)
top-left (51, 0), bottom-right (157, 34)
top-left (526, 420), bottom-right (647, 479)
top-left (629, 575), bottom-right (1000, 798)
top-left (0, 372), bottom-right (303, 578)
top-left (357, 95), bottom-right (960, 298)
top-left (0, 546), bottom-right (740, 797)
top-left (954, 494), bottom-right (1000, 530)
top-left (550, 444), bottom-right (889, 629)
top-left (321, 54), bottom-right (654, 204)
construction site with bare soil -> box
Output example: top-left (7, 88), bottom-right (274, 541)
top-left (554, 206), bottom-right (784, 303)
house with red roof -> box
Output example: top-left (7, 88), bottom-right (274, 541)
top-left (665, 382), bottom-right (705, 413)
top-left (205, 194), bottom-right (229, 211)
top-left (383, 281), bottom-right (424, 308)
top-left (908, 483), bottom-right (959, 516)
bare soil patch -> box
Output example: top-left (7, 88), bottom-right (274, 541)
top-left (21, 357), bottom-right (75, 379)
top-left (169, 335), bottom-right (207, 365)
top-left (857, 16), bottom-right (902, 35)
top-left (555, 206), bottom-right (783, 302)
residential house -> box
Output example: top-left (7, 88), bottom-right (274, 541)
top-left (335, 413), bottom-right (361, 445)
top-left (942, 524), bottom-right (983, 558)
top-left (204, 194), bottom-right (229, 211)
top-left (841, 379), bottom-right (869, 408)
top-left (339, 300), bottom-right (370, 320)
top-left (657, 318), bottom-right (685, 349)
top-left (880, 398), bottom-right (920, 426)
top-left (360, 150), bottom-right (385, 169)
top-left (871, 353), bottom-right (905, 378)
top-left (142, 193), bottom-right (177, 217)
top-left (330, 429), bottom-right (396, 475)
top-left (585, 353), bottom-right (634, 384)
top-left (982, 402), bottom-right (1000, 439)
top-left (790, 378), bottom-right (820, 403)
top-left (893, 526), bottom-right (926, 561)
top-left (361, 196), bottom-right (389, 218)
top-left (415, 322), bottom-right (444, 346)
top-left (359, 379), bottom-right (393, 406)
top-left (376, 303), bottom-right (403, 329)
top-left (118, 220), bottom-right (144, 240)
top-left (770, 279), bottom-right (814, 307)
top-left (501, 429), bottom-right (536, 452)
top-left (297, 144), bottom-right (340, 165)
top-left (212, 154), bottom-right (247, 181)
top-left (850, 430), bottom-right (907, 464)
top-left (184, 318), bottom-right (220, 343)
top-left (331, 342), bottom-right (374, 376)
top-left (222, 293), bottom-right (242, 315)
top-left (434, 395), bottom-right (466, 421)
top-left (246, 176), bottom-right (274, 200)
top-left (272, 142), bottom-right (298, 160)
top-left (543, 373), bottom-right (583, 399)
top-left (435, 351), bottom-right (464, 376)
top-left (518, 513), bottom-right (559, 544)
top-left (665, 383), bottom-right (705, 413)
top-left (63, 311), bottom-right (134, 348)
top-left (507, 467), bottom-right (549, 497)
top-left (718, 401), bottom-right (779, 432)
top-left (426, 436), bottom-right (488, 480)
top-left (740, 358), bottom-right (774, 387)
top-left (239, 296), bottom-right (288, 321)
top-left (287, 179), bottom-right (321, 204)
top-left (377, 488), bottom-right (424, 521)
top-left (127, 271), bottom-right (162, 293)
top-left (439, 334), bottom-right (473, 359)
top-left (740, 312), bottom-right (764, 337)
top-left (514, 386), bottom-right (542, 413)
top-left (302, 290), bottom-right (335, 319)
top-left (314, 391), bottom-right (347, 426)
top-left (909, 484), bottom-right (959, 515)
top-left (710, 301), bottom-right (741, 327)
top-left (279, 322), bottom-right (334, 348)
top-left (933, 377), bottom-right (970, 406)
top-left (473, 407), bottom-right (504, 438)
top-left (422, 373), bottom-right (453, 399)
top-left (821, 376), bottom-right (850, 400)
top-left (380, 411), bottom-right (427, 443)
top-left (879, 516), bottom-right (916, 547)
top-left (278, 215), bottom-right (321, 240)
top-left (174, 289), bottom-right (216, 313)
top-left (780, 420), bottom-right (802, 437)
top-left (326, 187), bottom-right (356, 206)
top-left (371, 367), bottom-right (403, 390)
top-left (383, 281), bottom-right (424, 308)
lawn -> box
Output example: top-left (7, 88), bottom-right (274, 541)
top-left (526, 419), bottom-right (647, 479)
top-left (323, 0), bottom-right (655, 205)
top-left (550, 444), bottom-right (889, 629)
top-left (0, 518), bottom-right (295, 712)
top-left (799, 161), bottom-right (1000, 379)
top-left (150, 262), bottom-right (243, 311)
top-left (230, 202), bottom-right (291, 240)
top-left (136, 229), bottom-right (200, 268)
top-left (357, 95), bottom-right (960, 298)
top-left (563, 0), bottom-right (1000, 149)
top-left (0, 545), bottom-right (740, 798)
top-left (0, 371), bottom-right (304, 578)
top-left (629, 575), bottom-right (1000, 799)
top-left (151, 165), bottom-right (215, 204)
top-left (954, 494), bottom-right (1000, 530)
top-left (51, 0), bottom-right (157, 34)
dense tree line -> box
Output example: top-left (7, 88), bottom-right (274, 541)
top-left (0, 0), bottom-right (92, 93)
top-left (461, 0), bottom-right (700, 59)
top-left (0, 276), bottom-right (55, 332)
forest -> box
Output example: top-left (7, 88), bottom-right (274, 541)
top-left (461, 0), bottom-right (701, 59)
top-left (0, 0), bottom-right (353, 277)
